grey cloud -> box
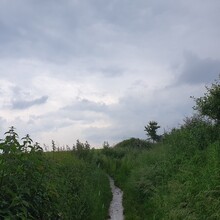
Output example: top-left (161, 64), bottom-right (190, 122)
top-left (12, 96), bottom-right (48, 109)
top-left (63, 97), bottom-right (149, 129)
top-left (62, 99), bottom-right (107, 113)
top-left (177, 52), bottom-right (220, 85)
top-left (84, 125), bottom-right (139, 146)
top-left (0, 0), bottom-right (186, 61)
top-left (0, 0), bottom-right (220, 146)
top-left (29, 99), bottom-right (108, 129)
top-left (101, 68), bottom-right (123, 77)
top-left (0, 117), bottom-right (7, 133)
top-left (4, 82), bottom-right (199, 146)
top-left (0, 0), bottom-right (219, 67)
top-left (91, 0), bottom-right (176, 31)
top-left (28, 116), bottom-right (73, 134)
top-left (82, 85), bottom-right (194, 145)
top-left (0, 1), bottom-right (83, 60)
top-left (93, 67), bottom-right (125, 77)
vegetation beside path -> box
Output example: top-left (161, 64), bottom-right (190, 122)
top-left (0, 129), bottom-right (111, 219)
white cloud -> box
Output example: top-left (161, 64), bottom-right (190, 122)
top-left (0, 0), bottom-right (219, 147)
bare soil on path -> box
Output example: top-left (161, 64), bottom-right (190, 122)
top-left (108, 176), bottom-right (124, 220)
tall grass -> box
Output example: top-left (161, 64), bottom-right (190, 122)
top-left (1, 94), bottom-right (219, 219)
top-left (97, 118), bottom-right (220, 219)
top-left (0, 128), bottom-right (111, 219)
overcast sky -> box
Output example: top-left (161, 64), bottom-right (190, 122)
top-left (0, 0), bottom-right (219, 148)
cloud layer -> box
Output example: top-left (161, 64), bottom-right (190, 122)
top-left (0, 0), bottom-right (219, 147)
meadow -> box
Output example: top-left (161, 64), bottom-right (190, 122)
top-left (0, 129), bottom-right (111, 219)
top-left (98, 121), bottom-right (220, 219)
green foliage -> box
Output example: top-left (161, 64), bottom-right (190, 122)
top-left (97, 112), bottom-right (220, 219)
top-left (0, 127), bottom-right (111, 220)
top-left (47, 151), bottom-right (111, 220)
top-left (114, 138), bottom-right (152, 149)
top-left (72, 140), bottom-right (93, 161)
top-left (164, 115), bottom-right (217, 151)
top-left (103, 141), bottom-right (110, 149)
top-left (0, 126), bottom-right (21, 154)
top-left (144, 121), bottom-right (161, 142)
top-left (192, 75), bottom-right (220, 124)
top-left (0, 127), bottom-right (55, 219)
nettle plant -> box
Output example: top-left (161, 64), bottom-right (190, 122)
top-left (0, 126), bottom-right (43, 154)
top-left (0, 126), bottom-right (20, 154)
top-left (0, 127), bottom-right (57, 219)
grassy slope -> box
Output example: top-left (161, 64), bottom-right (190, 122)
top-left (97, 124), bottom-right (220, 219)
top-left (0, 119), bottom-right (219, 219)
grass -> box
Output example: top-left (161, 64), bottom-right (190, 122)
top-left (0, 124), bottom-right (219, 219)
top-left (0, 130), bottom-right (111, 219)
top-left (97, 120), bottom-right (220, 219)
top-left (0, 120), bottom-right (219, 219)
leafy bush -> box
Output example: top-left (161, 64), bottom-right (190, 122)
top-left (0, 127), bottom-right (57, 219)
top-left (114, 138), bottom-right (152, 149)
top-left (192, 75), bottom-right (220, 124)
top-left (0, 127), bottom-right (111, 220)
top-left (72, 140), bottom-right (94, 161)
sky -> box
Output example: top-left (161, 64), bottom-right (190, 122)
top-left (0, 0), bottom-right (220, 148)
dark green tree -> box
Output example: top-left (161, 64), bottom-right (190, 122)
top-left (192, 75), bottom-right (220, 124)
top-left (144, 121), bottom-right (160, 143)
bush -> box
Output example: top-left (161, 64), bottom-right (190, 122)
top-left (192, 75), bottom-right (220, 124)
top-left (0, 128), bottom-right (112, 219)
top-left (0, 128), bottom-right (57, 219)
top-left (114, 138), bottom-right (151, 150)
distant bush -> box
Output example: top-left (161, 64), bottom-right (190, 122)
top-left (102, 147), bottom-right (126, 159)
top-left (114, 138), bottom-right (152, 149)
top-left (72, 139), bottom-right (94, 162)
top-left (163, 115), bottom-right (217, 152)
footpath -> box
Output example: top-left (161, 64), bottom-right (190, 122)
top-left (108, 176), bottom-right (124, 220)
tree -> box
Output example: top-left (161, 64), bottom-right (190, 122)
top-left (192, 75), bottom-right (220, 124)
top-left (144, 121), bottom-right (160, 143)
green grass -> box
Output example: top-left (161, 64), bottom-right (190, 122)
top-left (0, 113), bottom-right (219, 219)
top-left (46, 151), bottom-right (112, 220)
top-left (97, 121), bottom-right (220, 220)
top-left (0, 130), bottom-right (111, 220)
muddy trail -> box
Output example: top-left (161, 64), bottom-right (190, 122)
top-left (108, 176), bottom-right (124, 220)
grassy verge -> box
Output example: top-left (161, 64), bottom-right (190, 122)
top-left (97, 121), bottom-right (220, 219)
top-left (0, 129), bottom-right (111, 219)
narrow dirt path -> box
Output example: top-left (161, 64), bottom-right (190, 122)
top-left (108, 176), bottom-right (124, 220)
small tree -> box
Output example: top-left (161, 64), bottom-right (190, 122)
top-left (192, 75), bottom-right (220, 124)
top-left (145, 121), bottom-right (160, 143)
top-left (103, 141), bottom-right (110, 149)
